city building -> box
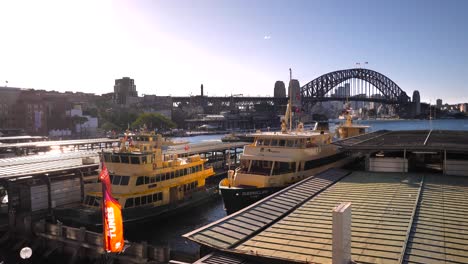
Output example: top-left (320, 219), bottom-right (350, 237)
top-left (436, 99), bottom-right (442, 109)
top-left (273, 81), bottom-right (286, 97)
top-left (412, 90), bottom-right (421, 116)
top-left (113, 77), bottom-right (138, 106)
top-left (460, 103), bottom-right (468, 113)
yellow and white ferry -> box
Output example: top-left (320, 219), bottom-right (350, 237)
top-left (219, 103), bottom-right (364, 214)
top-left (55, 132), bottom-right (216, 226)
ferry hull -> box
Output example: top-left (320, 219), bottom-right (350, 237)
top-left (219, 185), bottom-right (282, 214)
top-left (54, 186), bottom-right (219, 227)
top-left (219, 155), bottom-right (355, 214)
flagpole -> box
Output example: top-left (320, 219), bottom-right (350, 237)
top-left (100, 150), bottom-right (108, 255)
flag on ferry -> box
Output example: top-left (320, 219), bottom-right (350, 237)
top-left (100, 163), bottom-right (124, 253)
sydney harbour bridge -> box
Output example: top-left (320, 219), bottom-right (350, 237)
top-left (172, 68), bottom-right (415, 118)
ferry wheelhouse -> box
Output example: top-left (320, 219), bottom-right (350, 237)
top-left (54, 132), bottom-right (216, 226)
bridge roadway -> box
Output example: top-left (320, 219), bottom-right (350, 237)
top-left (172, 95), bottom-right (394, 106)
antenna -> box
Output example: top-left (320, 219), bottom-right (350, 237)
top-left (289, 68), bottom-right (292, 132)
top-left (429, 100), bottom-right (432, 130)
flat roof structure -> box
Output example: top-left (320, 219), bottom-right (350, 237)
top-left (185, 169), bottom-right (468, 264)
top-left (0, 151), bottom-right (99, 180)
top-left (0, 138), bottom-right (119, 150)
top-left (333, 130), bottom-right (468, 152)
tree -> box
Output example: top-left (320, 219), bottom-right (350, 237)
top-left (131, 113), bottom-right (176, 131)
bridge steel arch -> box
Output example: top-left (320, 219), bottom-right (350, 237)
top-left (301, 68), bottom-right (411, 104)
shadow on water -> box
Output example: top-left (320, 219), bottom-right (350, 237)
top-left (124, 196), bottom-right (226, 261)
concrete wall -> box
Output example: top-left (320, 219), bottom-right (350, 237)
top-left (445, 159), bottom-right (468, 176)
top-left (368, 157), bottom-right (408, 172)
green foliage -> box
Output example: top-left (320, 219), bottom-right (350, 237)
top-left (101, 121), bottom-right (120, 131)
top-left (83, 108), bottom-right (98, 117)
top-left (131, 113), bottom-right (176, 130)
top-left (70, 115), bottom-right (88, 125)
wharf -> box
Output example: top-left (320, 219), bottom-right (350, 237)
top-left (0, 137), bottom-right (119, 156)
top-left (0, 151), bottom-right (99, 179)
top-left (185, 169), bottom-right (468, 264)
top-left (333, 129), bottom-right (468, 152)
top-left (185, 130), bottom-right (468, 264)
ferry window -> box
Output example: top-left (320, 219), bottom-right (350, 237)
top-left (144, 176), bottom-right (149, 184)
top-left (271, 139), bottom-right (278, 146)
top-left (175, 170), bottom-right (179, 177)
top-left (120, 176), bottom-right (129, 185)
top-left (171, 172), bottom-right (175, 179)
top-left (131, 156), bottom-right (140, 164)
top-left (286, 140), bottom-right (294, 147)
top-left (148, 194), bottom-right (153, 203)
top-left (158, 192), bottom-right (163, 201)
top-left (153, 193), bottom-right (158, 201)
top-left (156, 175), bottom-right (161, 182)
top-left (257, 139), bottom-right (264, 146)
top-left (109, 175), bottom-right (114, 183)
top-left (184, 168), bottom-right (188, 175)
top-left (263, 139), bottom-right (271, 146)
top-left (142, 156), bottom-right (147, 164)
top-left (199, 165), bottom-right (202, 171)
top-left (135, 197), bottom-right (141, 206)
top-left (279, 140), bottom-right (286, 146)
top-left (136, 176), bottom-right (144, 186)
top-left (187, 167), bottom-right (191, 174)
top-left (104, 154), bottom-right (111, 163)
top-left (113, 175), bottom-right (122, 185)
top-left (141, 196), bottom-right (147, 205)
top-left (84, 195), bottom-right (90, 205)
top-left (111, 155), bottom-right (120, 163)
top-left (125, 198), bottom-right (134, 208)
top-left (120, 155), bottom-right (129, 164)
top-left (150, 177), bottom-right (155, 183)
top-left (93, 197), bottom-right (100, 207)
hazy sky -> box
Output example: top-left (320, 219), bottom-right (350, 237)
top-left (0, 0), bottom-right (467, 104)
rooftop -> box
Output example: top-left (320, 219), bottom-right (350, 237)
top-left (0, 151), bottom-right (99, 180)
top-left (333, 130), bottom-right (468, 152)
top-left (185, 169), bottom-right (468, 264)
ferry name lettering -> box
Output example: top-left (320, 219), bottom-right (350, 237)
top-left (242, 190), bottom-right (269, 196)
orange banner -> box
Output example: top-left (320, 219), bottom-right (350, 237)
top-left (100, 163), bottom-right (124, 252)
top-left (103, 191), bottom-right (125, 252)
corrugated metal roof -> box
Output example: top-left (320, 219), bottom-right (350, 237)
top-left (189, 171), bottom-right (468, 264)
top-left (236, 172), bottom-right (422, 264)
top-left (334, 130), bottom-right (468, 151)
top-left (0, 151), bottom-right (99, 179)
top-left (0, 138), bottom-right (119, 149)
top-left (194, 252), bottom-right (257, 264)
top-left (184, 169), bottom-right (350, 250)
top-left (403, 175), bottom-right (468, 264)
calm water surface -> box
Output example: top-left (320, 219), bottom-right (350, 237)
top-left (129, 119), bottom-right (468, 261)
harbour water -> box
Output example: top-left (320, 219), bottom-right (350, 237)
top-left (125, 119), bottom-right (468, 262)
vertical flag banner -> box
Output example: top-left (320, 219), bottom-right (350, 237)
top-left (100, 163), bottom-right (124, 252)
